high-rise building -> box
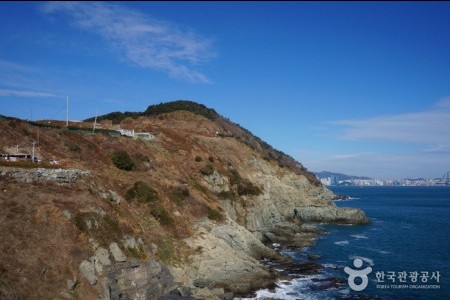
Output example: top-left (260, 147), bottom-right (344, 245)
top-left (330, 174), bottom-right (338, 185)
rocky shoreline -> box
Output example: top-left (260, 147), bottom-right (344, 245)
top-left (174, 204), bottom-right (369, 299)
top-left (234, 211), bottom-right (369, 299)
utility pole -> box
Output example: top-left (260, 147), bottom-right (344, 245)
top-left (93, 107), bottom-right (98, 133)
top-left (31, 141), bottom-right (36, 163)
top-left (66, 94), bottom-right (69, 127)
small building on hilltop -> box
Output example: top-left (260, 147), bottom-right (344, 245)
top-left (116, 128), bottom-right (155, 141)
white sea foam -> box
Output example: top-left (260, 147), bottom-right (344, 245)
top-left (364, 246), bottom-right (390, 254)
top-left (334, 240), bottom-right (349, 246)
top-left (262, 277), bottom-right (330, 300)
top-left (349, 255), bottom-right (374, 266)
top-left (322, 263), bottom-right (338, 268)
top-left (351, 234), bottom-right (368, 239)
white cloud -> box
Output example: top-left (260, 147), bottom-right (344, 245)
top-left (331, 98), bottom-right (450, 146)
top-left (41, 2), bottom-right (214, 83)
top-left (0, 89), bottom-right (57, 98)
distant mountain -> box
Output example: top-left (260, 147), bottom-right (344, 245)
top-left (314, 171), bottom-right (373, 181)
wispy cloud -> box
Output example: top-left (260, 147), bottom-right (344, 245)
top-left (41, 2), bottom-right (215, 83)
top-left (0, 89), bottom-right (57, 98)
top-left (0, 59), bottom-right (40, 73)
top-left (331, 98), bottom-right (450, 146)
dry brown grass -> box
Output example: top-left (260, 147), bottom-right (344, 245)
top-left (0, 110), bottom-right (309, 298)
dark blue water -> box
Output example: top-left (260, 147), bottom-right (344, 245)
top-left (250, 186), bottom-right (450, 300)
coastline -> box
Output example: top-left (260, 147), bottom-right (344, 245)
top-left (232, 209), bottom-right (370, 299)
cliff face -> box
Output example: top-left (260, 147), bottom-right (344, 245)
top-left (0, 104), bottom-right (368, 299)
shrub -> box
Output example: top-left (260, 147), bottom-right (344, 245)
top-left (217, 190), bottom-right (236, 201)
top-left (126, 181), bottom-right (158, 203)
top-left (207, 207), bottom-right (222, 221)
top-left (195, 156), bottom-right (203, 162)
top-left (66, 141), bottom-right (81, 152)
top-left (8, 119), bottom-right (18, 128)
top-left (151, 204), bottom-right (174, 226)
top-left (199, 164), bottom-right (214, 176)
top-left (112, 150), bottom-right (135, 171)
top-left (103, 214), bottom-right (121, 235)
top-left (171, 186), bottom-right (189, 206)
top-left (237, 180), bottom-right (263, 196)
top-left (208, 156), bottom-right (215, 163)
top-left (229, 168), bottom-right (242, 185)
top-left (74, 214), bottom-right (88, 232)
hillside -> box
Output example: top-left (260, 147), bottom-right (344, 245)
top-left (315, 171), bottom-right (373, 181)
top-left (86, 100), bottom-right (321, 186)
top-left (0, 101), bottom-right (368, 299)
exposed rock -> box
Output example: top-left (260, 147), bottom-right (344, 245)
top-left (308, 254), bottom-right (320, 260)
top-left (89, 238), bottom-right (100, 250)
top-left (310, 277), bottom-right (347, 290)
top-left (0, 166), bottom-right (90, 184)
top-left (79, 260), bottom-right (97, 285)
top-left (101, 190), bottom-right (121, 204)
top-left (193, 278), bottom-right (209, 288)
top-left (92, 247), bottom-right (112, 274)
top-left (295, 206), bottom-right (369, 224)
top-left (204, 170), bottom-right (230, 193)
top-left (222, 292), bottom-right (235, 300)
top-left (90, 206), bottom-right (106, 217)
top-left (63, 209), bottom-right (72, 219)
top-left (123, 237), bottom-right (137, 249)
top-left (150, 242), bottom-right (158, 255)
top-left (67, 277), bottom-right (78, 290)
top-left (109, 242), bottom-right (127, 262)
top-left (182, 219), bottom-right (280, 295)
top-left (103, 260), bottom-right (178, 300)
top-left (176, 286), bottom-right (192, 297)
top-left (262, 222), bottom-right (321, 248)
top-left (60, 291), bottom-right (73, 299)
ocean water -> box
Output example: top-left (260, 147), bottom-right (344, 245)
top-left (247, 186), bottom-right (450, 300)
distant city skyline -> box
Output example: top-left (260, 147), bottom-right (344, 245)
top-left (1, 2), bottom-right (449, 180)
top-left (316, 170), bottom-right (450, 186)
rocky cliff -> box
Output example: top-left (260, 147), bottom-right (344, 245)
top-left (0, 101), bottom-right (368, 299)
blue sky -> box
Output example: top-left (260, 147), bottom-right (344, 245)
top-left (1, 2), bottom-right (450, 179)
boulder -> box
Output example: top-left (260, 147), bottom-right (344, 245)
top-left (101, 190), bottom-right (121, 204)
top-left (103, 261), bottom-right (177, 299)
top-left (295, 206), bottom-right (369, 224)
top-left (109, 242), bottom-right (127, 262)
top-left (79, 260), bottom-right (97, 285)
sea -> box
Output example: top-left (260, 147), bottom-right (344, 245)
top-left (244, 186), bottom-right (450, 300)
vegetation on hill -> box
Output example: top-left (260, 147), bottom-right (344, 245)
top-left (0, 102), bottom-right (332, 299)
top-left (111, 150), bottom-right (136, 171)
top-left (86, 100), bottom-right (321, 186)
top-left (84, 100), bottom-right (218, 124)
top-left (143, 100), bottom-right (218, 120)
